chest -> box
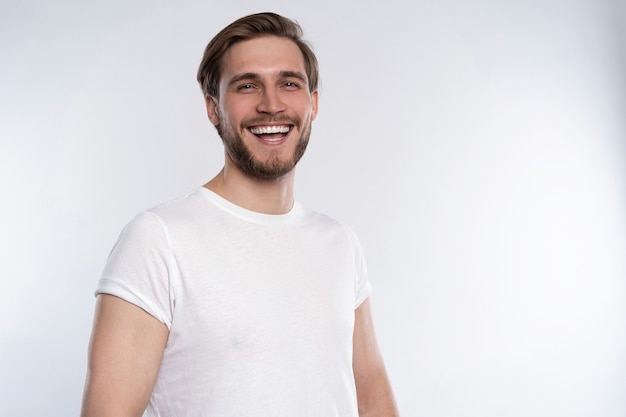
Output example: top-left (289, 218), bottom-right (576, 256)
top-left (165, 222), bottom-right (357, 356)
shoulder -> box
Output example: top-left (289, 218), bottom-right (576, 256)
top-left (298, 205), bottom-right (344, 229)
top-left (298, 205), bottom-right (363, 248)
top-left (125, 187), bottom-right (223, 234)
top-left (113, 188), bottom-right (208, 244)
top-left (146, 188), bottom-right (208, 220)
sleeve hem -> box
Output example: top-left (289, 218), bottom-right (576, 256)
top-left (96, 277), bottom-right (172, 329)
top-left (354, 281), bottom-right (372, 309)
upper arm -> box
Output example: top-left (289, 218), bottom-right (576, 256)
top-left (353, 298), bottom-right (399, 417)
top-left (81, 294), bottom-right (169, 417)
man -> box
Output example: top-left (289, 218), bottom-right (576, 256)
top-left (81, 12), bottom-right (398, 417)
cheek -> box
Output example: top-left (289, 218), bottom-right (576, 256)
top-left (222, 99), bottom-right (255, 125)
top-left (304, 107), bottom-right (316, 122)
top-left (301, 98), bottom-right (318, 121)
top-left (293, 101), bottom-right (314, 120)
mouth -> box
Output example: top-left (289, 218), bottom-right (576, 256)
top-left (248, 124), bottom-right (293, 143)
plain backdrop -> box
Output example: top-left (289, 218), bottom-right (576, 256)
top-left (1, 0), bottom-right (625, 416)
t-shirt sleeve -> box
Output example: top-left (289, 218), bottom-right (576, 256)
top-left (96, 210), bottom-right (175, 328)
top-left (344, 225), bottom-right (372, 309)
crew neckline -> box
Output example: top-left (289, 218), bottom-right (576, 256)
top-left (197, 186), bottom-right (302, 224)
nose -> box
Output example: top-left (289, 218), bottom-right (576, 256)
top-left (256, 87), bottom-right (285, 115)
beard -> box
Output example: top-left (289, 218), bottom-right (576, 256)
top-left (216, 116), bottom-right (312, 180)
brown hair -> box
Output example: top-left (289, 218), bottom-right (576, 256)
top-left (197, 12), bottom-right (319, 98)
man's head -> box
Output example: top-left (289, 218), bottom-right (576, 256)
top-left (197, 13), bottom-right (319, 180)
top-left (197, 12), bottom-right (319, 100)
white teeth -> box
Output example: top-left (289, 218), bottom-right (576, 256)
top-left (249, 125), bottom-right (290, 135)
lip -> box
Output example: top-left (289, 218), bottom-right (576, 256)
top-left (247, 124), bottom-right (293, 135)
top-left (246, 123), bottom-right (294, 146)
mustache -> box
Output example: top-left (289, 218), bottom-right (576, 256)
top-left (242, 116), bottom-right (301, 129)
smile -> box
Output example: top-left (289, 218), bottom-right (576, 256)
top-left (248, 125), bottom-right (292, 135)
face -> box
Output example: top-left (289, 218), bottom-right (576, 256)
top-left (206, 36), bottom-right (319, 180)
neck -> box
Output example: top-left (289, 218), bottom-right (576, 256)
top-left (204, 164), bottom-right (296, 215)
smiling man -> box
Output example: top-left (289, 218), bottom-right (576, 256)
top-left (81, 12), bottom-right (398, 417)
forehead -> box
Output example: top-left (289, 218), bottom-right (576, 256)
top-left (220, 36), bottom-right (307, 81)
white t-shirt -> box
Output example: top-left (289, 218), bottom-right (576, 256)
top-left (96, 187), bottom-right (372, 417)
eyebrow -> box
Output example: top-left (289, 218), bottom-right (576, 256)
top-left (227, 72), bottom-right (260, 87)
top-left (279, 71), bottom-right (307, 84)
top-left (227, 71), bottom-right (308, 88)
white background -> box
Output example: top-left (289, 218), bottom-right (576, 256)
top-left (1, 0), bottom-right (625, 416)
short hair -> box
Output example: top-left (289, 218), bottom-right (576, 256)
top-left (197, 12), bottom-right (319, 98)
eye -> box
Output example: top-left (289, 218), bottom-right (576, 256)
top-left (283, 81), bottom-right (300, 90)
top-left (237, 83), bottom-right (256, 91)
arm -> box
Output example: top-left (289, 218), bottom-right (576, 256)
top-left (81, 294), bottom-right (169, 417)
top-left (353, 298), bottom-right (399, 417)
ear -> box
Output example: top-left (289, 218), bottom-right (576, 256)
top-left (310, 90), bottom-right (319, 121)
top-left (205, 96), bottom-right (221, 126)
